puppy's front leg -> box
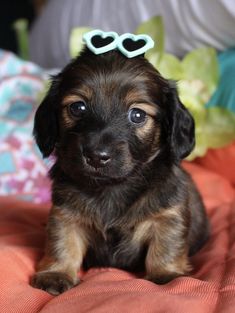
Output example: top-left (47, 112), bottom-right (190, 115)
top-left (145, 241), bottom-right (190, 285)
top-left (136, 207), bottom-right (191, 284)
top-left (31, 206), bottom-right (88, 295)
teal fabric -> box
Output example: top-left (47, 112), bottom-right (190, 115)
top-left (206, 48), bottom-right (235, 113)
top-left (0, 49), bottom-right (52, 203)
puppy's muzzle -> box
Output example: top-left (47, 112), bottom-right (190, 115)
top-left (83, 146), bottom-right (111, 169)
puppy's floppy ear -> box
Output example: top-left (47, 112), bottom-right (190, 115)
top-left (166, 83), bottom-right (195, 161)
top-left (33, 75), bottom-right (60, 158)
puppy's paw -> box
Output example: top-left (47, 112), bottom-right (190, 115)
top-left (145, 263), bottom-right (191, 284)
top-left (145, 272), bottom-right (182, 285)
top-left (31, 271), bottom-right (76, 295)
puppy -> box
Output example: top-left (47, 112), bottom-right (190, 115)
top-left (31, 47), bottom-right (209, 295)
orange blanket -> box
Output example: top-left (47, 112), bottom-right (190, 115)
top-left (0, 157), bottom-right (235, 312)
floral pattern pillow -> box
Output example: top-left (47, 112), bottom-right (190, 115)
top-left (0, 50), bottom-right (51, 203)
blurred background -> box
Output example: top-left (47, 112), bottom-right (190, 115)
top-left (0, 0), bottom-right (45, 55)
top-left (0, 0), bottom-right (235, 202)
top-left (1, 0), bottom-right (235, 67)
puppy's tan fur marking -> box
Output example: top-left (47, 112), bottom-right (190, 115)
top-left (62, 85), bottom-right (93, 105)
top-left (36, 206), bottom-right (88, 284)
top-left (136, 116), bottom-right (155, 140)
top-left (61, 108), bottom-right (76, 128)
top-left (62, 95), bottom-right (85, 106)
top-left (131, 206), bottom-right (191, 282)
top-left (125, 88), bottom-right (155, 107)
top-left (127, 103), bottom-right (159, 142)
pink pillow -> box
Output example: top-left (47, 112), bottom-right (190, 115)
top-left (195, 142), bottom-right (235, 186)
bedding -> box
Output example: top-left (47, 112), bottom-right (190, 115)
top-left (0, 158), bottom-right (235, 313)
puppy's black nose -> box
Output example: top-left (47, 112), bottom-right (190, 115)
top-left (83, 148), bottom-right (111, 168)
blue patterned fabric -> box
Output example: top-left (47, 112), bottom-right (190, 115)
top-left (0, 50), bottom-right (52, 203)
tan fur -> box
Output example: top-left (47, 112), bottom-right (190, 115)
top-left (125, 88), bottom-right (156, 107)
top-left (62, 85), bottom-right (93, 105)
top-left (130, 206), bottom-right (191, 283)
top-left (136, 116), bottom-right (154, 140)
top-left (126, 102), bottom-right (160, 147)
top-left (61, 108), bottom-right (76, 128)
top-left (36, 206), bottom-right (88, 284)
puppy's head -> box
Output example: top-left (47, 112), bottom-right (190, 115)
top-left (34, 48), bottom-right (194, 181)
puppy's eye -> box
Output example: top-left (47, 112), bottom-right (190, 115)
top-left (69, 101), bottom-right (87, 118)
top-left (128, 108), bottom-right (147, 124)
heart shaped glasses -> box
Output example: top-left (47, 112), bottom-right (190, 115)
top-left (83, 30), bottom-right (154, 58)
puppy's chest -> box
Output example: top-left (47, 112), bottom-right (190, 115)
top-left (78, 187), bottom-right (139, 228)
top-left (65, 187), bottom-right (154, 270)
top-left (83, 225), bottom-right (146, 271)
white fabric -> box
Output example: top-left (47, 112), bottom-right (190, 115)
top-left (29, 0), bottom-right (235, 68)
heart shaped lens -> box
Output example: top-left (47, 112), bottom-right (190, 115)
top-left (122, 38), bottom-right (146, 52)
top-left (91, 35), bottom-right (115, 48)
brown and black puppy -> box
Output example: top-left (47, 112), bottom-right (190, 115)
top-left (31, 47), bottom-right (209, 295)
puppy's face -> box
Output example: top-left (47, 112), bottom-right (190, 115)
top-left (34, 49), bottom-right (195, 182)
